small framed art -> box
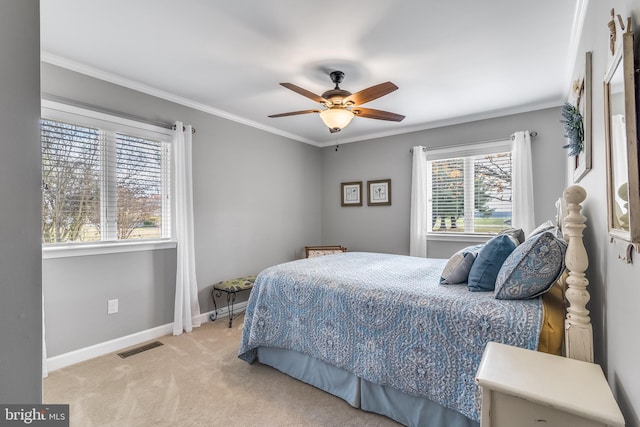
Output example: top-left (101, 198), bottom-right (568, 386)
top-left (341, 181), bottom-right (362, 207)
top-left (367, 179), bottom-right (391, 206)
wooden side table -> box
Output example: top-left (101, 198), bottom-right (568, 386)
top-left (210, 275), bottom-right (256, 328)
top-left (476, 342), bottom-right (625, 427)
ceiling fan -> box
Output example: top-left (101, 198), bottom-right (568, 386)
top-left (269, 71), bottom-right (405, 133)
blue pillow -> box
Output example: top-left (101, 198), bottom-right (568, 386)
top-left (467, 235), bottom-right (517, 292)
top-left (495, 231), bottom-right (567, 300)
top-left (440, 244), bottom-right (483, 285)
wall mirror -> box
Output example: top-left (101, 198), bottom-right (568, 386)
top-left (603, 16), bottom-right (640, 261)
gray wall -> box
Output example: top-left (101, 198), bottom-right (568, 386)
top-left (321, 107), bottom-right (567, 258)
top-left (570, 1), bottom-right (640, 425)
top-left (43, 250), bottom-right (176, 356)
top-left (41, 63), bottom-right (322, 357)
top-left (0, 1), bottom-right (42, 403)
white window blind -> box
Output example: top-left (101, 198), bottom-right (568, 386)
top-left (42, 120), bottom-right (101, 243)
top-left (41, 103), bottom-right (172, 245)
top-left (427, 140), bottom-right (512, 234)
top-left (115, 133), bottom-right (168, 240)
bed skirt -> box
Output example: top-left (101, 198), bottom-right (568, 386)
top-left (257, 347), bottom-right (478, 427)
top-left (257, 346), bottom-right (361, 407)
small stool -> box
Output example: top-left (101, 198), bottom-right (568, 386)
top-left (210, 275), bottom-right (256, 328)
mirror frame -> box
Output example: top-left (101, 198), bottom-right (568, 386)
top-left (603, 22), bottom-right (640, 258)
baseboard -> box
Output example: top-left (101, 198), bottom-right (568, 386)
top-left (46, 302), bottom-right (248, 373)
top-left (194, 301), bottom-right (248, 324)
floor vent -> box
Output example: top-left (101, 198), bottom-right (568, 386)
top-left (117, 341), bottom-right (164, 359)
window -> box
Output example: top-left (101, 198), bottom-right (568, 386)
top-left (41, 101), bottom-right (172, 247)
top-left (427, 140), bottom-right (512, 235)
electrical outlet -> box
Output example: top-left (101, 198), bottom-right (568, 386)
top-left (108, 299), bottom-right (119, 315)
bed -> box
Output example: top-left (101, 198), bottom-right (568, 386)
top-left (238, 185), bottom-right (592, 427)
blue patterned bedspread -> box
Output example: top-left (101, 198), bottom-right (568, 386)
top-left (238, 252), bottom-right (542, 421)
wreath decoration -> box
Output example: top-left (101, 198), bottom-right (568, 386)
top-left (560, 102), bottom-right (584, 157)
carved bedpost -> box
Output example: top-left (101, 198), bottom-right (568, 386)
top-left (563, 185), bottom-right (594, 362)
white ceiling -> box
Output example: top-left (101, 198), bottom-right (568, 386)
top-left (40, 1), bottom-right (584, 146)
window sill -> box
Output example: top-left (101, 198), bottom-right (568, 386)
top-left (42, 240), bottom-right (177, 259)
top-left (426, 233), bottom-right (493, 243)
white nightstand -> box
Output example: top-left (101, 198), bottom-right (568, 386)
top-left (476, 342), bottom-right (625, 427)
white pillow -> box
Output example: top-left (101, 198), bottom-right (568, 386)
top-left (526, 220), bottom-right (555, 239)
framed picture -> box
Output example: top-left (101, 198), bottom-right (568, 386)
top-left (341, 181), bottom-right (362, 207)
top-left (573, 51), bottom-right (592, 183)
top-left (367, 179), bottom-right (391, 206)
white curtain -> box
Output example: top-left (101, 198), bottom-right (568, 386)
top-left (410, 146), bottom-right (428, 257)
top-left (173, 122), bottom-right (201, 335)
top-left (511, 131), bottom-right (535, 235)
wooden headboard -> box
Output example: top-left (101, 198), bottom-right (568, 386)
top-left (561, 185), bottom-right (593, 362)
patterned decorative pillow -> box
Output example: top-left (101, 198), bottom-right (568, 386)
top-left (494, 232), bottom-right (567, 300)
top-left (467, 235), bottom-right (517, 292)
top-left (440, 244), bottom-right (484, 285)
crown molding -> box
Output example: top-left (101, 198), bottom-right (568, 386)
top-left (41, 50), bottom-right (568, 149)
top-left (317, 99), bottom-right (562, 146)
top-left (41, 52), bottom-right (320, 146)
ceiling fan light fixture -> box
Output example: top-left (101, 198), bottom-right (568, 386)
top-left (269, 71), bottom-right (403, 132)
top-left (319, 108), bottom-right (354, 132)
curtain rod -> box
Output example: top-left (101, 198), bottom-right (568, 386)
top-left (409, 131), bottom-right (537, 153)
top-left (171, 124), bottom-right (196, 134)
top-left (42, 93), bottom-right (196, 134)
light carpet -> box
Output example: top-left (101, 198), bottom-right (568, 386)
top-left (43, 315), bottom-right (400, 427)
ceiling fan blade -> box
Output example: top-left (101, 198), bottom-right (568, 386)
top-left (280, 83), bottom-right (329, 104)
top-left (343, 82), bottom-right (398, 106)
top-left (268, 109), bottom-right (320, 118)
top-left (352, 107), bottom-right (405, 122)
